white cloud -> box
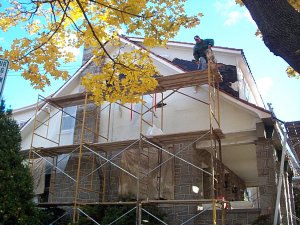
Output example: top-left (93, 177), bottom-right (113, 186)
top-left (214, 0), bottom-right (236, 14)
top-left (224, 11), bottom-right (243, 26)
top-left (256, 77), bottom-right (273, 97)
top-left (214, 0), bottom-right (256, 26)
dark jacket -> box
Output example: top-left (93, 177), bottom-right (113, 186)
top-left (193, 39), bottom-right (214, 61)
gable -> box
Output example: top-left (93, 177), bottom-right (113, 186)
top-left (15, 37), bottom-right (271, 152)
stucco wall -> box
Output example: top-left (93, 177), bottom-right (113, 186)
top-left (17, 41), bottom-right (264, 151)
top-left (94, 86), bottom-right (261, 143)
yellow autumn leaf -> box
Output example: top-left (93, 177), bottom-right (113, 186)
top-left (1, 0), bottom-right (200, 104)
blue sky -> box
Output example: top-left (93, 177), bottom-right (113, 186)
top-left (1, 0), bottom-right (299, 122)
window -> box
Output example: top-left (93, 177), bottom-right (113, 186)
top-left (61, 106), bottom-right (77, 131)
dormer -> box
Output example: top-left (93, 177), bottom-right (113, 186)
top-left (125, 37), bottom-right (265, 109)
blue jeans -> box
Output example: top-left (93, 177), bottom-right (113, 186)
top-left (198, 57), bottom-right (207, 70)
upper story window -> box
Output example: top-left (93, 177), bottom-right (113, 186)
top-left (61, 106), bottom-right (77, 131)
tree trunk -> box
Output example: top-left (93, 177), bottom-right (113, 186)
top-left (242, 0), bottom-right (300, 73)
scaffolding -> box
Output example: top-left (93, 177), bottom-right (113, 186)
top-left (27, 52), bottom-right (233, 224)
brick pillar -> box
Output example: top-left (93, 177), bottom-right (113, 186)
top-left (255, 139), bottom-right (277, 216)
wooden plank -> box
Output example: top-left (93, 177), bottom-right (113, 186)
top-left (47, 93), bottom-right (93, 108)
top-left (23, 129), bottom-right (224, 157)
top-left (47, 70), bottom-right (222, 108)
top-left (37, 198), bottom-right (230, 207)
top-left (148, 129), bottom-right (223, 144)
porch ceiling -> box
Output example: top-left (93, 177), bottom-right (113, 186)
top-left (222, 143), bottom-right (258, 187)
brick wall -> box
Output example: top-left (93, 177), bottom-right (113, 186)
top-left (48, 154), bottom-right (102, 203)
top-left (166, 143), bottom-right (203, 224)
top-left (103, 151), bottom-right (121, 202)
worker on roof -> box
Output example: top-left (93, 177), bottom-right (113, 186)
top-left (193, 35), bottom-right (214, 70)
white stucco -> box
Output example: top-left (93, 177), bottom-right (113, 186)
top-left (12, 38), bottom-right (272, 189)
top-left (222, 144), bottom-right (258, 186)
top-left (13, 105), bottom-right (36, 126)
top-left (88, 84), bottom-right (266, 143)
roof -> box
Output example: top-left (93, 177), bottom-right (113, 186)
top-left (126, 36), bottom-right (245, 53)
top-left (171, 58), bottom-right (239, 98)
top-left (126, 36), bottom-right (264, 107)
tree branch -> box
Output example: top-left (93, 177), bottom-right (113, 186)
top-left (75, 0), bottom-right (117, 63)
top-left (88, 0), bottom-right (151, 19)
top-left (16, 0), bottom-right (71, 62)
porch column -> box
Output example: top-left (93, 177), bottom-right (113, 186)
top-left (255, 138), bottom-right (277, 217)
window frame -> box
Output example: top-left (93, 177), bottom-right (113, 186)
top-left (61, 106), bottom-right (77, 132)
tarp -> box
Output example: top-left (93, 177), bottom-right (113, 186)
top-left (30, 158), bottom-right (46, 195)
top-left (119, 146), bottom-right (174, 199)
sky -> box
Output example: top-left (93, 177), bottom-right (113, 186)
top-left (1, 0), bottom-right (299, 122)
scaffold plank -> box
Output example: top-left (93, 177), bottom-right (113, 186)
top-left (24, 129), bottom-right (224, 158)
top-left (47, 70), bottom-right (222, 108)
top-left (37, 198), bottom-right (228, 207)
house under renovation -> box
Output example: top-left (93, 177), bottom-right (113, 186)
top-left (12, 36), bottom-right (300, 224)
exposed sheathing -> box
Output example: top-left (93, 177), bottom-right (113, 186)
top-left (172, 58), bottom-right (239, 97)
top-left (218, 65), bottom-right (239, 98)
top-left (172, 58), bottom-right (199, 71)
